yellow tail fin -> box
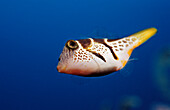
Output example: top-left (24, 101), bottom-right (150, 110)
top-left (130, 27), bottom-right (157, 48)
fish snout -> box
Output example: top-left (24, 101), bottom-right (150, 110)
top-left (57, 65), bottom-right (67, 73)
top-left (57, 66), bottom-right (60, 72)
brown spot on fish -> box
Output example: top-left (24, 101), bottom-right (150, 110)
top-left (115, 49), bottom-right (119, 51)
top-left (132, 38), bottom-right (136, 41)
top-left (126, 38), bottom-right (130, 41)
top-left (123, 40), bottom-right (127, 43)
top-left (120, 48), bottom-right (123, 51)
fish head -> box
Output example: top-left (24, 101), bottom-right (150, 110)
top-left (57, 39), bottom-right (99, 76)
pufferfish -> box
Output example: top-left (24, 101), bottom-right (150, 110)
top-left (57, 28), bottom-right (157, 77)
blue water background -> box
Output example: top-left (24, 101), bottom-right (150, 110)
top-left (0, 0), bottom-right (170, 110)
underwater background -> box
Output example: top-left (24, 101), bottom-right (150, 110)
top-left (0, 0), bottom-right (170, 110)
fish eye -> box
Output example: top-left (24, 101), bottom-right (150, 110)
top-left (66, 40), bottom-right (79, 49)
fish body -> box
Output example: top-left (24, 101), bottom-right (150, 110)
top-left (57, 28), bottom-right (157, 76)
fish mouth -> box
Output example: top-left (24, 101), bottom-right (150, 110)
top-left (57, 65), bottom-right (67, 73)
